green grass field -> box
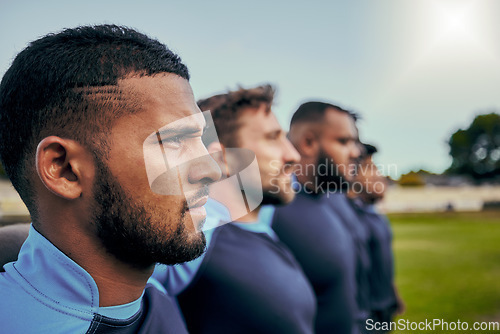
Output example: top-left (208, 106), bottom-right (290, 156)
top-left (389, 210), bottom-right (500, 333)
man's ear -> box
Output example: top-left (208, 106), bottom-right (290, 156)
top-left (36, 136), bottom-right (91, 200)
top-left (297, 130), bottom-right (319, 158)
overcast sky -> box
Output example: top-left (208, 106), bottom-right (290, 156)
top-left (2, 0), bottom-right (499, 178)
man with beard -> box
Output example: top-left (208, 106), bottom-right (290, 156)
top-left (348, 144), bottom-right (405, 330)
top-left (272, 101), bottom-right (366, 334)
top-left (0, 25), bottom-right (221, 333)
top-left (170, 85), bottom-right (317, 334)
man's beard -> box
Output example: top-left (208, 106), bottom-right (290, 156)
top-left (261, 174), bottom-right (296, 206)
top-left (261, 183), bottom-right (294, 206)
top-left (91, 159), bottom-right (206, 269)
top-left (315, 148), bottom-right (350, 193)
top-left (262, 191), bottom-right (287, 205)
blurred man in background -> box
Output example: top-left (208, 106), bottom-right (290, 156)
top-left (172, 85), bottom-right (317, 334)
top-left (348, 143), bottom-right (405, 331)
top-left (272, 101), bottom-right (367, 334)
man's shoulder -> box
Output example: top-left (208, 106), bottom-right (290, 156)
top-left (196, 224), bottom-right (277, 271)
top-left (139, 281), bottom-right (189, 334)
top-left (0, 264), bottom-right (46, 310)
top-left (0, 270), bottom-right (187, 334)
top-left (274, 192), bottom-right (322, 218)
top-left (0, 268), bottom-right (94, 333)
top-left (207, 223), bottom-right (270, 249)
top-left (273, 193), bottom-right (343, 228)
top-left (0, 270), bottom-right (23, 303)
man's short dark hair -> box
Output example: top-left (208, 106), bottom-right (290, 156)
top-left (198, 84), bottom-right (275, 147)
top-left (0, 24), bottom-right (189, 215)
top-left (290, 101), bottom-right (358, 127)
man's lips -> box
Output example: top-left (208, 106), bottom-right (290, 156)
top-left (185, 195), bottom-right (208, 231)
top-left (187, 195), bottom-right (208, 209)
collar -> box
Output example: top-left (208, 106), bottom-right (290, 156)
top-left (231, 205), bottom-right (277, 240)
top-left (205, 200), bottom-right (277, 240)
top-left (204, 198), bottom-right (232, 230)
top-left (5, 225), bottom-right (141, 319)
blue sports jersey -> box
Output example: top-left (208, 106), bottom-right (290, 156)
top-left (327, 193), bottom-right (372, 333)
top-left (272, 190), bottom-right (357, 334)
top-left (176, 202), bottom-right (316, 334)
top-left (152, 200), bottom-right (279, 295)
top-left (0, 226), bottom-right (188, 333)
top-left (350, 200), bottom-right (397, 319)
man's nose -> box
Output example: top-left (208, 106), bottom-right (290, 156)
top-left (350, 141), bottom-right (362, 160)
top-left (282, 137), bottom-right (301, 164)
top-left (188, 153), bottom-right (222, 185)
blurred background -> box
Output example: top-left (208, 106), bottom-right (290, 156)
top-left (1, 0), bottom-right (499, 331)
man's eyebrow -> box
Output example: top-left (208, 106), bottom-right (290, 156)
top-left (266, 129), bottom-right (282, 137)
top-left (157, 123), bottom-right (206, 138)
top-left (336, 136), bottom-right (357, 142)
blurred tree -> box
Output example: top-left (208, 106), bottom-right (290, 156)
top-left (398, 171), bottom-right (425, 187)
top-left (447, 112), bottom-right (500, 180)
top-left (0, 161), bottom-right (5, 178)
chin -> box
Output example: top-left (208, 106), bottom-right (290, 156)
top-left (185, 228), bottom-right (205, 245)
top-left (281, 185), bottom-right (297, 204)
top-left (183, 214), bottom-right (206, 233)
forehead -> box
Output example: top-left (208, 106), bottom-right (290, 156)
top-left (322, 108), bottom-right (357, 138)
top-left (238, 105), bottom-right (281, 134)
top-left (117, 74), bottom-right (200, 131)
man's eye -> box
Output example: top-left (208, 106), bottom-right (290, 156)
top-left (164, 135), bottom-right (183, 146)
top-left (338, 138), bottom-right (349, 145)
top-left (267, 132), bottom-right (281, 140)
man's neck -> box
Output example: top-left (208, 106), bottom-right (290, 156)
top-left (296, 173), bottom-right (331, 196)
top-left (87, 258), bottom-right (154, 307)
top-left (296, 173), bottom-right (317, 193)
top-left (38, 223), bottom-right (153, 307)
top-left (236, 205), bottom-right (261, 223)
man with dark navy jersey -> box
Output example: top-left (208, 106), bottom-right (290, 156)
top-left (0, 25), bottom-right (221, 333)
top-left (272, 101), bottom-right (367, 334)
top-left (348, 144), bottom-right (405, 331)
top-left (173, 85), bottom-right (317, 334)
